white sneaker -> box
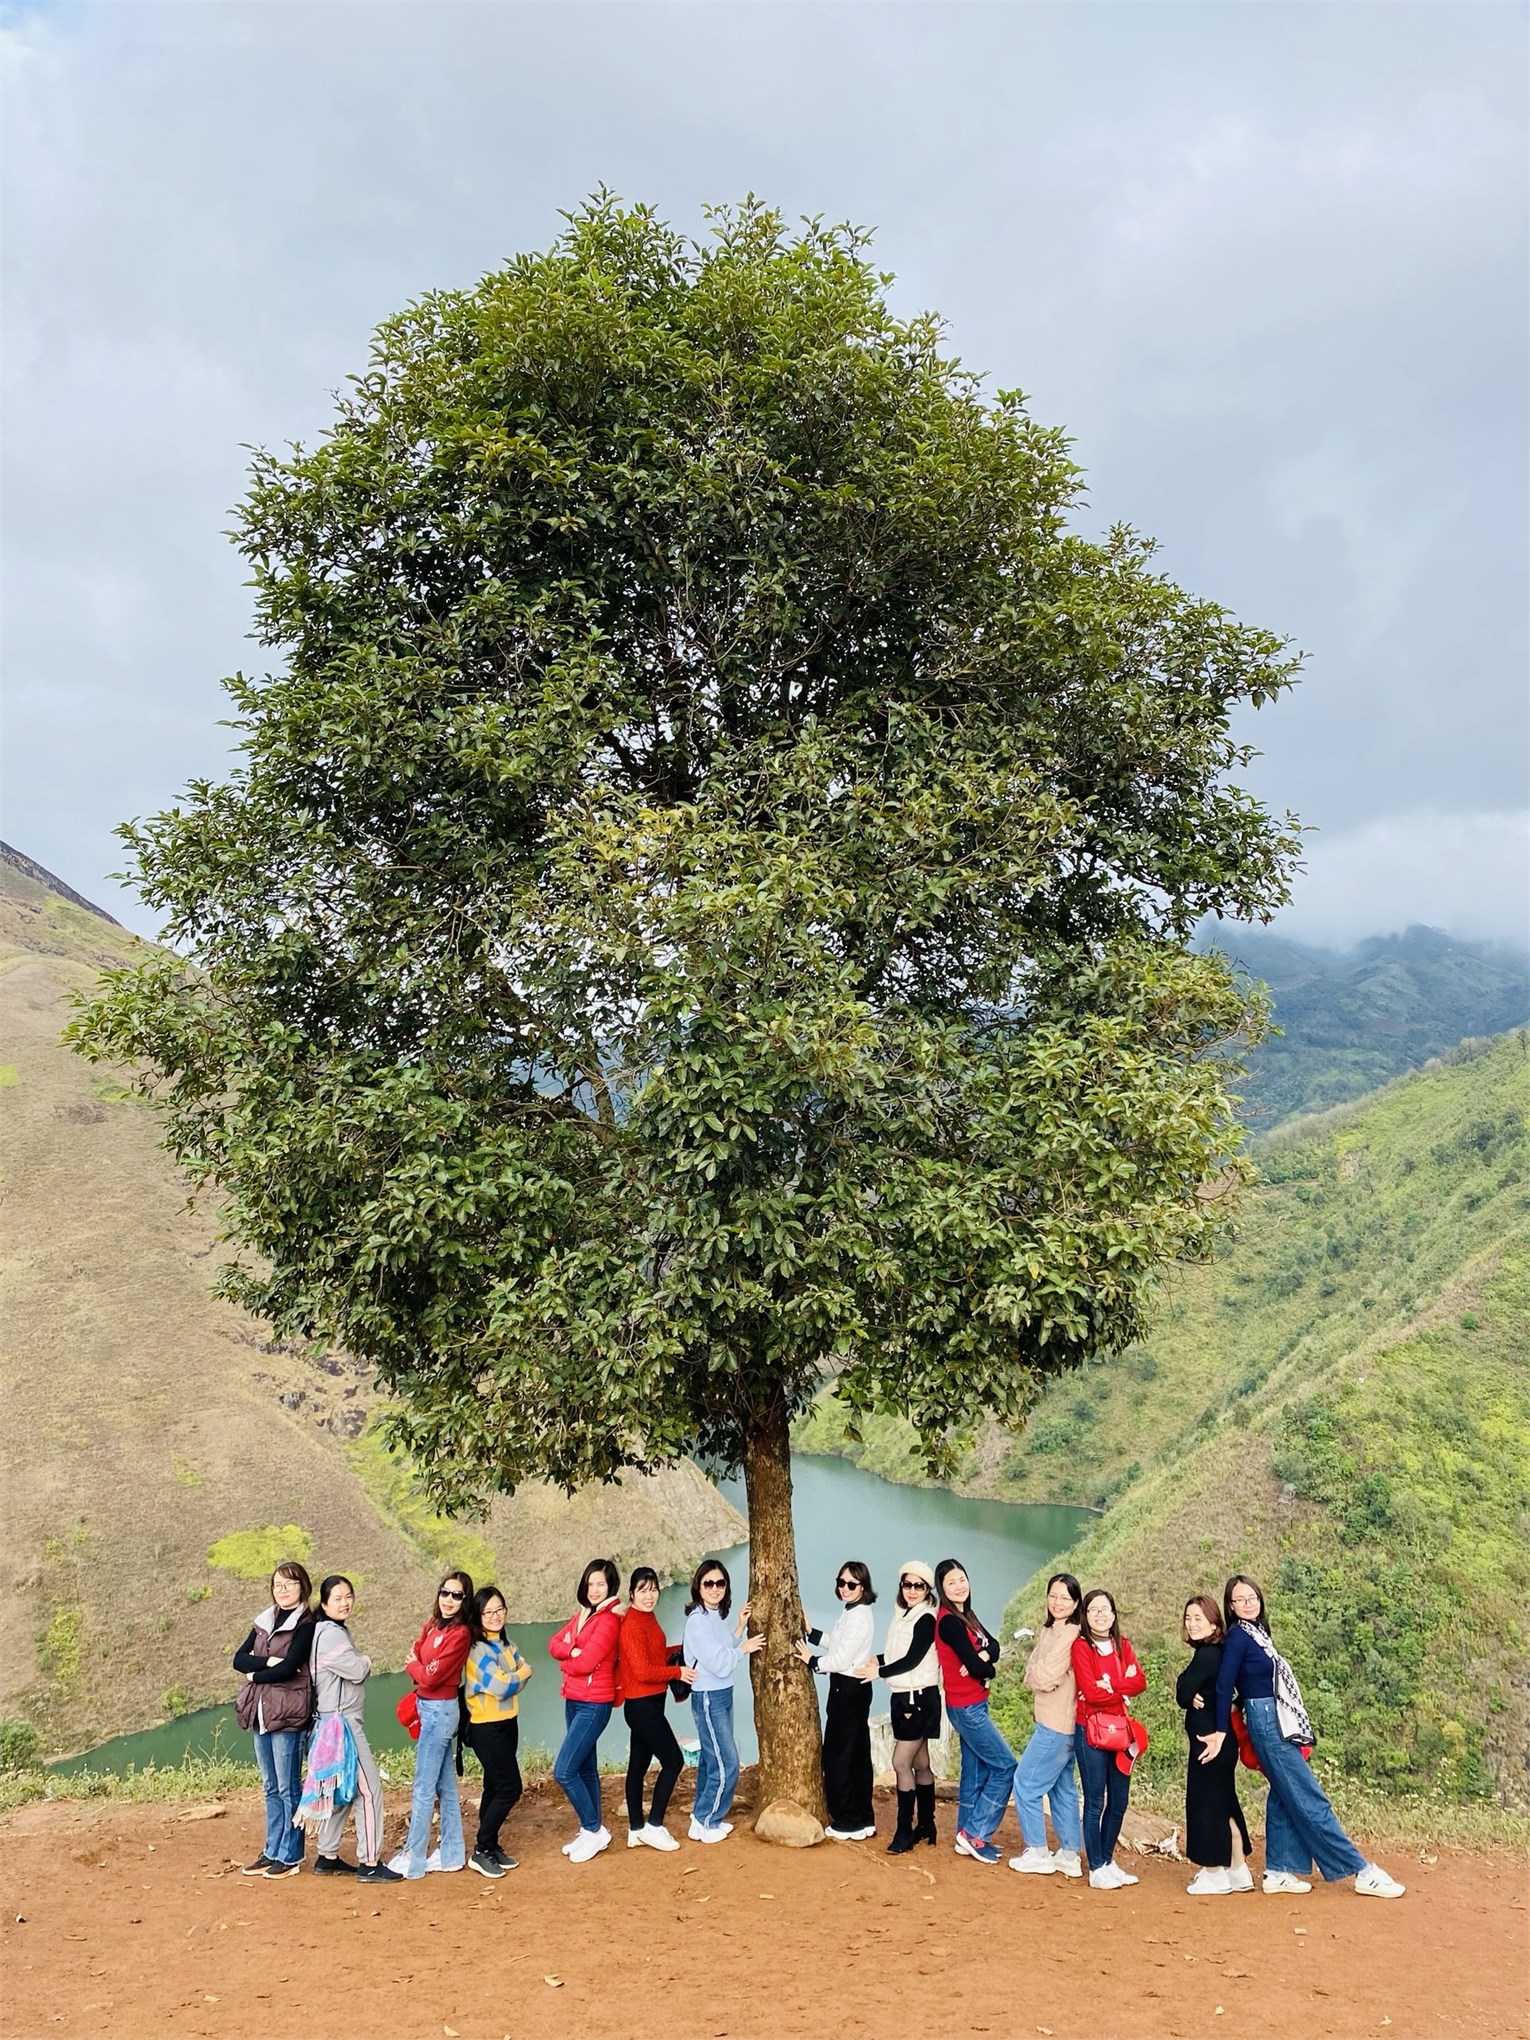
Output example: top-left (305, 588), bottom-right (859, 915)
top-left (825, 1826), bottom-right (857, 1840)
top-left (423, 1850), bottom-right (444, 1874)
top-left (634, 1824), bottom-right (680, 1852)
top-left (714, 1821), bottom-right (733, 1836)
top-left (1112, 1862), bottom-right (1139, 1886)
top-left (1009, 1847), bottom-right (1058, 1875)
top-left (1227, 1864), bottom-right (1255, 1892)
top-left (850, 1825), bottom-right (876, 1840)
top-left (1355, 1863), bottom-right (1406, 1899)
top-left (1263, 1871), bottom-right (1312, 1894)
top-left (566, 1828), bottom-right (609, 1864)
top-left (1053, 1849), bottom-right (1083, 1879)
top-left (386, 1851), bottom-right (412, 1876)
top-left (560, 1839), bottom-right (577, 1855)
top-left (1088, 1865), bottom-right (1124, 1889)
top-left (1187, 1867), bottom-right (1233, 1895)
top-left (687, 1819), bottom-right (728, 1844)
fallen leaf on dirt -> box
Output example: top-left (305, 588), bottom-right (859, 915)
top-left (444, 2026), bottom-right (459, 2036)
top-left (204, 1997), bottom-right (220, 2006)
top-left (758, 1892), bottom-right (774, 1899)
top-left (1293, 1927), bottom-right (1307, 1936)
top-left (1037, 2027), bottom-right (1054, 2035)
top-left (1214, 2008), bottom-right (1224, 2016)
top-left (14, 1915), bottom-right (24, 1924)
top-left (1419, 1853), bottom-right (1437, 1866)
top-left (681, 1866), bottom-right (699, 1876)
top-left (179, 1805), bottom-right (226, 1822)
top-left (544, 1976), bottom-right (564, 1988)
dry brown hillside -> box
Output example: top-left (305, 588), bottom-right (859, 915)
top-left (0, 847), bottom-right (743, 1757)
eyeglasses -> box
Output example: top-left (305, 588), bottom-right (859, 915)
top-left (439, 1589), bottom-right (465, 1602)
top-left (836, 1578), bottom-right (860, 1593)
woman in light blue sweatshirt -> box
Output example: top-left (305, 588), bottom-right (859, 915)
top-left (681, 1558), bottom-right (764, 1842)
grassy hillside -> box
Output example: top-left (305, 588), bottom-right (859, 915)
top-left (0, 851), bottom-right (743, 1758)
top-left (1222, 923), bottom-right (1528, 1125)
top-left (801, 1033), bottom-right (1529, 1808)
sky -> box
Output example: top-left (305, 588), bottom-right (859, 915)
top-left (3, 1), bottom-right (1526, 948)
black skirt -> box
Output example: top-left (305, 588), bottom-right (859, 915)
top-left (890, 1686), bottom-right (942, 1740)
top-left (1184, 1729), bottom-right (1252, 1866)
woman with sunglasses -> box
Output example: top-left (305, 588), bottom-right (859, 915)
top-left (933, 1558), bottom-right (1013, 1865)
top-left (550, 1558), bottom-right (623, 1863)
top-left (682, 1558), bottom-right (764, 1843)
top-left (795, 1560), bottom-right (878, 1840)
top-left (855, 1558), bottom-right (940, 1854)
top-left (395, 1570), bottom-right (475, 1878)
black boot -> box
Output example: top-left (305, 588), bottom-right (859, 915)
top-left (915, 1781), bottom-right (937, 1847)
top-left (886, 1789), bottom-right (917, 1855)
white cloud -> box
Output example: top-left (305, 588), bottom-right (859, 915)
top-left (1273, 809), bottom-right (1529, 948)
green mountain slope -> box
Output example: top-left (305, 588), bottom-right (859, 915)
top-left (800, 1034), bottom-right (1529, 1807)
top-left (1223, 924), bottom-right (1528, 1126)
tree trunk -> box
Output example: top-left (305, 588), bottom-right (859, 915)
top-left (742, 1391), bottom-right (827, 1822)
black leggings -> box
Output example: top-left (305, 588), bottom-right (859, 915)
top-left (624, 1694), bottom-right (684, 1829)
top-left (822, 1675), bottom-right (874, 1832)
top-left (463, 1717), bottom-right (522, 1853)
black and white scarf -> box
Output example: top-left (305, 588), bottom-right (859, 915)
top-left (1238, 1620), bottom-right (1316, 1747)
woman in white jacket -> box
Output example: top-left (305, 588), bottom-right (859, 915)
top-left (856, 1557), bottom-right (941, 1853)
top-left (796, 1559), bottom-right (877, 1840)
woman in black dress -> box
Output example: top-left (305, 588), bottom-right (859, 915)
top-left (1178, 1594), bottom-right (1252, 1894)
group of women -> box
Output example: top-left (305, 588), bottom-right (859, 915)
top-left (232, 1552), bottom-right (1406, 1901)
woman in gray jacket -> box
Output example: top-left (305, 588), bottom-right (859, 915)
top-left (309, 1576), bottom-right (402, 1883)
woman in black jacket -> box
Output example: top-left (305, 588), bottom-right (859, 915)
top-left (1177, 1594), bottom-right (1251, 1895)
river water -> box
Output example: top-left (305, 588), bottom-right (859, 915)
top-left (54, 1455), bottom-right (1089, 1775)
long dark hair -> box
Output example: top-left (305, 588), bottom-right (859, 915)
top-left (470, 1584), bottom-right (508, 1643)
top-left (1080, 1586), bottom-right (1121, 1646)
top-left (317, 1574), bottom-right (355, 1619)
top-left (686, 1558), bottom-right (732, 1617)
top-left (1043, 1573), bottom-right (1082, 1628)
top-left (577, 1558), bottom-right (619, 1609)
top-left (1183, 1594), bottom-right (1226, 1644)
top-left (431, 1570), bottom-right (475, 1628)
top-left (935, 1558), bottom-right (981, 1635)
top-left (1223, 1574), bottom-right (1269, 1633)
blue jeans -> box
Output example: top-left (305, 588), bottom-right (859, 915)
top-left (691, 1688), bottom-right (739, 1829)
top-left (947, 1701), bottom-right (1015, 1844)
top-left (1245, 1696), bottom-right (1365, 1881)
top-left (252, 1728), bottom-right (306, 1865)
top-left (1075, 1726), bottom-right (1132, 1870)
top-left (553, 1698), bottom-right (612, 1833)
top-left (1013, 1722), bottom-right (1082, 1853)
top-left (400, 1697), bottom-right (466, 1876)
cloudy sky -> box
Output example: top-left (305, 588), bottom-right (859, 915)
top-left (3, 1), bottom-right (1526, 947)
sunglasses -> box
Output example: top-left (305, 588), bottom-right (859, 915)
top-left (439, 1589), bottom-right (465, 1602)
top-left (836, 1578), bottom-right (861, 1592)
top-left (899, 1578), bottom-right (927, 1591)
top-left (701, 1578), bottom-right (726, 1590)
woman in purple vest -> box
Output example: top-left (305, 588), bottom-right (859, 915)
top-left (233, 1559), bottom-right (316, 1877)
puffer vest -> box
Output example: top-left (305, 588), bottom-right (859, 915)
top-left (234, 1608), bottom-right (314, 1735)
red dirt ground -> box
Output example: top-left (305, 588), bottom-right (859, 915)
top-left (2, 1777), bottom-right (1525, 2040)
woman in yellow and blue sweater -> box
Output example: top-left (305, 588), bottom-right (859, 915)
top-left (462, 1585), bottom-right (533, 1878)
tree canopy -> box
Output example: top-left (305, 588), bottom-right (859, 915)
top-left (74, 197), bottom-right (1300, 1808)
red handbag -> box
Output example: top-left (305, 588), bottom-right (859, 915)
top-left (1084, 1710), bottom-right (1132, 1752)
top-left (1230, 1704), bottom-right (1261, 1771)
top-left (395, 1689), bottom-right (422, 1741)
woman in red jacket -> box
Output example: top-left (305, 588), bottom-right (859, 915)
top-left (396, 1570), bottom-right (475, 1879)
top-left (618, 1566), bottom-right (693, 1851)
top-left (1071, 1587), bottom-right (1147, 1891)
top-left (549, 1558), bottom-right (622, 1863)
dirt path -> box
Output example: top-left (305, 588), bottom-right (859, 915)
top-left (2, 1779), bottom-right (1525, 2040)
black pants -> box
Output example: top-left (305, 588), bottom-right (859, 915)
top-left (624, 1694), bottom-right (684, 1828)
top-left (1184, 1734), bottom-right (1251, 1867)
top-left (823, 1675), bottom-right (874, 1832)
top-left (463, 1717), bottom-right (521, 1853)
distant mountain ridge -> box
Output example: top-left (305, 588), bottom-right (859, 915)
top-left (1213, 923), bottom-right (1529, 1125)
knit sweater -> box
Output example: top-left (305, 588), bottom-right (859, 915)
top-left (616, 1607), bottom-right (680, 1703)
top-left (1213, 1622), bottom-right (1276, 1734)
top-left (683, 1606), bottom-right (742, 1693)
top-left (464, 1636), bottom-right (533, 1723)
top-left (405, 1619), bottom-right (472, 1701)
top-left (1022, 1619), bottom-right (1080, 1735)
top-left (1071, 1634), bottom-right (1146, 1726)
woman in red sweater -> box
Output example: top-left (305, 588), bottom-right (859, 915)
top-left (1071, 1587), bottom-right (1148, 1890)
top-left (618, 1566), bottom-right (693, 1851)
top-left (396, 1569), bottom-right (475, 1878)
top-left (549, 1558), bottom-right (622, 1863)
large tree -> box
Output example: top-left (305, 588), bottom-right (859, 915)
top-left (75, 198), bottom-right (1299, 1819)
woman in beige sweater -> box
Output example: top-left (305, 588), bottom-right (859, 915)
top-left (1008, 1573), bottom-right (1084, 1877)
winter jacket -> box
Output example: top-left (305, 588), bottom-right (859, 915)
top-left (804, 1603), bottom-right (874, 1677)
top-left (233, 1605), bottom-right (315, 1735)
top-left (549, 1599), bottom-right (621, 1704)
top-left (616, 1608), bottom-right (680, 1703)
top-left (876, 1607), bottom-right (939, 1694)
top-left (1023, 1619), bottom-right (1080, 1735)
top-left (405, 1619), bottom-right (472, 1701)
top-left (310, 1618), bottom-right (372, 1725)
